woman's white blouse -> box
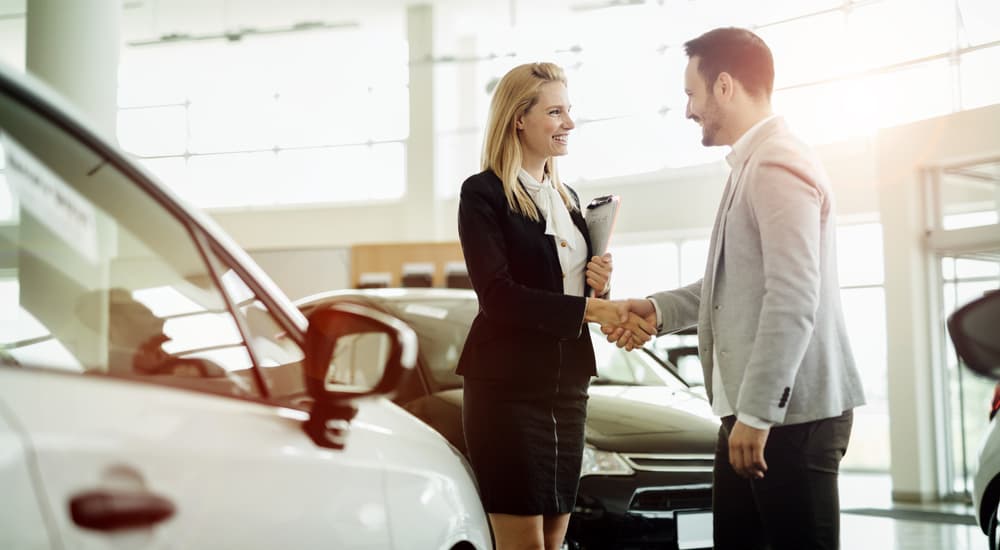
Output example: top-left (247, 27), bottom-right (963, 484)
top-left (518, 168), bottom-right (588, 297)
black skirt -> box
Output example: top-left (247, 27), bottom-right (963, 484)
top-left (462, 373), bottom-right (590, 515)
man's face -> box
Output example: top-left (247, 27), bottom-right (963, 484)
top-left (684, 56), bottom-right (724, 147)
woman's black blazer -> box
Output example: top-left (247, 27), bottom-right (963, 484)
top-left (456, 170), bottom-right (597, 383)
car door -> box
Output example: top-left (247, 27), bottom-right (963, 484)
top-left (0, 70), bottom-right (392, 548)
top-left (0, 368), bottom-right (391, 550)
top-left (0, 402), bottom-right (54, 550)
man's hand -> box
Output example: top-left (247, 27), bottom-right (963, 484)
top-left (728, 421), bottom-right (769, 479)
top-left (585, 253), bottom-right (612, 296)
top-left (584, 299), bottom-right (655, 349)
top-left (603, 299), bottom-right (656, 349)
top-left (618, 311), bottom-right (656, 350)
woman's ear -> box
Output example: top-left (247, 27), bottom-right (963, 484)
top-left (515, 114), bottom-right (524, 130)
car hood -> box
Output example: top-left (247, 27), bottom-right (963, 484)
top-left (430, 385), bottom-right (719, 455)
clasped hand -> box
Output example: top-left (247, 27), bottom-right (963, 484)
top-left (583, 298), bottom-right (655, 350)
top-left (582, 255), bottom-right (654, 350)
top-left (590, 298), bottom-right (657, 350)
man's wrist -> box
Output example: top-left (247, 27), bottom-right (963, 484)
top-left (646, 298), bottom-right (663, 330)
top-left (736, 412), bottom-right (773, 430)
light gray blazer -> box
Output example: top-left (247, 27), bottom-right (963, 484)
top-left (651, 117), bottom-right (866, 425)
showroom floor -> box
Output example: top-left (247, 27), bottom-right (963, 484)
top-left (840, 472), bottom-right (987, 550)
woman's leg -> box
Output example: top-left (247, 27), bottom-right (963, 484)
top-left (489, 513), bottom-right (545, 550)
top-left (542, 513), bottom-right (571, 550)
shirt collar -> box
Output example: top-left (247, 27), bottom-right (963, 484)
top-left (726, 114), bottom-right (779, 169)
top-left (518, 167), bottom-right (550, 192)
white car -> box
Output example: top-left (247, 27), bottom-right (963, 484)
top-left (948, 291), bottom-right (1000, 550)
top-left (0, 63), bottom-right (491, 550)
top-left (974, 390), bottom-right (1000, 550)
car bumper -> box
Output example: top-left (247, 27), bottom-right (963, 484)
top-left (568, 470), bottom-right (713, 549)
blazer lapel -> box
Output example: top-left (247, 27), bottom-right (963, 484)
top-left (705, 172), bottom-right (735, 303)
top-left (706, 117), bottom-right (787, 298)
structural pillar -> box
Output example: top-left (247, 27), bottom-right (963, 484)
top-left (405, 4), bottom-right (437, 240)
top-left (26, 0), bottom-right (120, 142)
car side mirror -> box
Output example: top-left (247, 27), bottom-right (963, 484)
top-left (301, 302), bottom-right (417, 449)
top-left (947, 290), bottom-right (1000, 380)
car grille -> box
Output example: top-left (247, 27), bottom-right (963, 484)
top-left (622, 453), bottom-right (714, 473)
top-left (629, 484), bottom-right (713, 515)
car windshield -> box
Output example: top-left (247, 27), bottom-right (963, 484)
top-left (376, 294), bottom-right (688, 391)
top-left (0, 72), bottom-right (305, 401)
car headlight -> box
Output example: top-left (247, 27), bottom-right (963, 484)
top-left (580, 444), bottom-right (634, 477)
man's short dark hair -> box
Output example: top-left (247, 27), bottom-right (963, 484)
top-left (684, 27), bottom-right (774, 99)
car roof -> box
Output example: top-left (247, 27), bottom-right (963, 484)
top-left (297, 287), bottom-right (477, 306)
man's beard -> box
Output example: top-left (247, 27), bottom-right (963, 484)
top-left (701, 120), bottom-right (722, 146)
top-left (699, 97), bottom-right (723, 147)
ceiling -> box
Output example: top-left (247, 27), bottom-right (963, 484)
top-left (0, 0), bottom-right (649, 39)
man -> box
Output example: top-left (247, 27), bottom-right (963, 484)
top-left (609, 27), bottom-right (866, 549)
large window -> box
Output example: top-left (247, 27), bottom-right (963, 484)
top-left (435, 0), bottom-right (1000, 197)
top-left (117, 30), bottom-right (409, 210)
top-left (836, 223), bottom-right (889, 471)
top-left (925, 157), bottom-right (1000, 497)
top-left (941, 256), bottom-right (1000, 495)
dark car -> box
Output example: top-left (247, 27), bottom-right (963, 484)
top-left (298, 288), bottom-right (719, 550)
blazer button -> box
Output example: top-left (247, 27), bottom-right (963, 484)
top-left (560, 240), bottom-right (568, 247)
top-left (714, 304), bottom-right (722, 310)
top-left (562, 272), bottom-right (566, 278)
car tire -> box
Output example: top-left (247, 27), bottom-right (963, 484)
top-left (990, 505), bottom-right (999, 550)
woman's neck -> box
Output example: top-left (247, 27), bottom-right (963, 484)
top-left (521, 156), bottom-right (546, 183)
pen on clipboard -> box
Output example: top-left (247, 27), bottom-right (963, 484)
top-left (587, 195), bottom-right (615, 209)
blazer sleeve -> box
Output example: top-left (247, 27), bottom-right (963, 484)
top-left (737, 159), bottom-right (823, 421)
top-left (648, 279), bottom-right (701, 335)
top-left (458, 177), bottom-right (587, 340)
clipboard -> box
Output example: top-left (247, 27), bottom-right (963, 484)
top-left (584, 194), bottom-right (621, 258)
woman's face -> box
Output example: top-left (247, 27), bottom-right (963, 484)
top-left (516, 81), bottom-right (574, 165)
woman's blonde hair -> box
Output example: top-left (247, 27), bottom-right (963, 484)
top-left (481, 62), bottom-right (576, 221)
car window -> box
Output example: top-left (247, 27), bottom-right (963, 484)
top-left (649, 331), bottom-right (705, 387)
top-left (590, 327), bottom-right (689, 389)
top-left (0, 86), bottom-right (263, 399)
top-left (379, 296), bottom-right (476, 390)
top-left (375, 294), bottom-right (690, 391)
top-left (202, 254), bottom-right (306, 403)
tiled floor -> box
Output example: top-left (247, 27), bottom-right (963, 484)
top-left (840, 472), bottom-right (988, 550)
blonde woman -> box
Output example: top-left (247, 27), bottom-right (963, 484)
top-left (455, 62), bottom-right (653, 549)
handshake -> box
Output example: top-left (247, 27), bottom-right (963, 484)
top-left (584, 298), bottom-right (657, 351)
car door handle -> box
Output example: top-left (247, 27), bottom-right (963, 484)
top-left (69, 489), bottom-right (175, 531)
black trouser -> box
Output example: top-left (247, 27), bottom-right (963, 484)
top-left (712, 410), bottom-right (853, 550)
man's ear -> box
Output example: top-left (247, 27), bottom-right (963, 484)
top-left (715, 72), bottom-right (735, 101)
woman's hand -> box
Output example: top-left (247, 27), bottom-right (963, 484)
top-left (584, 299), bottom-right (655, 349)
top-left (586, 253), bottom-right (612, 297)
